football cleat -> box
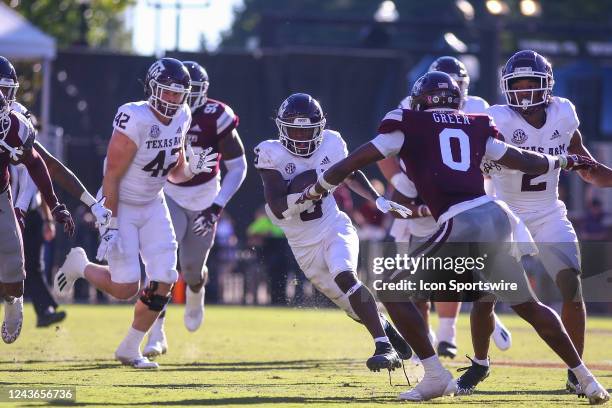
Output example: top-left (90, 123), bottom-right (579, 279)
top-left (184, 287), bottom-right (205, 332)
top-left (1, 296), bottom-right (23, 344)
top-left (566, 369), bottom-right (585, 396)
top-left (580, 376), bottom-right (610, 405)
top-left (55, 247), bottom-right (88, 293)
top-left (398, 368), bottom-right (456, 401)
top-left (115, 340), bottom-right (159, 369)
top-left (382, 316), bottom-right (413, 360)
top-left (143, 321), bottom-right (168, 358)
top-left (456, 356), bottom-right (490, 395)
top-left (437, 340), bottom-right (458, 359)
top-left (492, 314), bottom-right (512, 351)
top-left (366, 341), bottom-right (402, 372)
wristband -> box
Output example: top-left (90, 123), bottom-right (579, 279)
top-left (556, 155), bottom-right (567, 170)
top-left (80, 191), bottom-right (97, 207)
top-left (317, 173), bottom-right (337, 191)
top-left (108, 217), bottom-right (119, 229)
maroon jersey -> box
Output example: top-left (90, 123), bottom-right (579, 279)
top-left (377, 109), bottom-right (499, 221)
top-left (170, 98), bottom-right (239, 187)
top-left (0, 110), bottom-right (35, 193)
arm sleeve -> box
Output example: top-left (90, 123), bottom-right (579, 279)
top-left (391, 172), bottom-right (418, 198)
top-left (484, 136), bottom-right (509, 161)
top-left (213, 155), bottom-right (247, 207)
top-left (371, 130), bottom-right (405, 157)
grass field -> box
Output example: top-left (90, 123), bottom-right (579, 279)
top-left (2, 304), bottom-right (611, 407)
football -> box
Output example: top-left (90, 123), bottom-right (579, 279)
top-left (287, 169), bottom-right (318, 194)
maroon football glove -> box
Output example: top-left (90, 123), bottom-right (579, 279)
top-left (560, 154), bottom-right (599, 171)
top-left (51, 203), bottom-right (75, 236)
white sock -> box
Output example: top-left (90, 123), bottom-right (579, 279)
top-left (152, 315), bottom-right (165, 331)
top-left (421, 354), bottom-right (445, 374)
top-left (437, 317), bottom-right (457, 345)
top-left (124, 326), bottom-right (146, 351)
top-left (571, 363), bottom-right (593, 384)
top-left (374, 336), bottom-right (390, 344)
top-left (473, 356), bottom-right (490, 367)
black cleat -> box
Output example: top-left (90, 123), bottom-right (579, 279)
top-left (456, 355), bottom-right (490, 395)
top-left (566, 369), bottom-right (585, 397)
top-left (437, 340), bottom-right (457, 359)
top-left (383, 322), bottom-right (413, 360)
top-left (366, 341), bottom-right (402, 372)
top-left (36, 311), bottom-right (67, 328)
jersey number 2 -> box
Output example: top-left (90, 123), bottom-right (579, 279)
top-left (300, 200), bottom-right (323, 221)
top-left (142, 148), bottom-right (181, 177)
top-left (439, 129), bottom-right (470, 171)
top-left (521, 174), bottom-right (547, 191)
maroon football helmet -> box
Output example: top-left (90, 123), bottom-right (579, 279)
top-left (410, 71), bottom-right (462, 111)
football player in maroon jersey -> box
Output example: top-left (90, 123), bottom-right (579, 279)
top-left (296, 72), bottom-right (608, 404)
top-left (0, 90), bottom-right (74, 344)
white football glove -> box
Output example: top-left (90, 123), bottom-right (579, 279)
top-left (96, 218), bottom-right (123, 262)
top-left (186, 144), bottom-right (219, 175)
top-left (375, 196), bottom-right (412, 219)
top-left (91, 196), bottom-right (112, 229)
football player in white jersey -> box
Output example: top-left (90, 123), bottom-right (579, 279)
top-left (255, 93), bottom-right (413, 372)
top-left (143, 61), bottom-right (247, 357)
top-left (383, 56), bottom-right (511, 359)
top-left (55, 58), bottom-right (218, 369)
top-left (478, 50), bottom-right (612, 395)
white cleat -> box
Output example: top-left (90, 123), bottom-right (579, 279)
top-left (492, 314), bottom-right (512, 351)
top-left (115, 341), bottom-right (159, 369)
top-left (143, 321), bottom-right (168, 358)
top-left (184, 287), bottom-right (205, 332)
top-left (2, 296), bottom-right (23, 344)
top-left (55, 247), bottom-right (88, 293)
top-left (398, 369), bottom-right (456, 401)
top-left (581, 376), bottom-right (610, 405)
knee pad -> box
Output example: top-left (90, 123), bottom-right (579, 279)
top-left (139, 281), bottom-right (173, 312)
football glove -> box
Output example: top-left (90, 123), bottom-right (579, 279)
top-left (51, 203), bottom-right (75, 236)
top-left (375, 197), bottom-right (412, 219)
top-left (96, 218), bottom-right (122, 262)
top-left (186, 144), bottom-right (219, 175)
top-left (90, 196), bottom-right (112, 229)
top-left (558, 154), bottom-right (598, 171)
top-left (193, 204), bottom-right (223, 237)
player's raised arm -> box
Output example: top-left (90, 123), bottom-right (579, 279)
top-left (567, 129), bottom-right (612, 187)
top-left (487, 135), bottom-right (597, 175)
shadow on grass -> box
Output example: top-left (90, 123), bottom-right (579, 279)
top-left (0, 358), bottom-right (363, 373)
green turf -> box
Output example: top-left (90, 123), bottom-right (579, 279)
top-left (1, 304), bottom-right (611, 407)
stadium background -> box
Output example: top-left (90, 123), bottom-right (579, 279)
top-left (4, 0), bottom-right (612, 310)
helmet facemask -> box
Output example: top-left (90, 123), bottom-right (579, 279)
top-left (501, 70), bottom-right (553, 114)
top-left (276, 116), bottom-right (326, 157)
top-left (0, 78), bottom-right (18, 104)
top-left (148, 79), bottom-right (190, 119)
top-left (0, 95), bottom-right (11, 141)
top-left (187, 79), bottom-right (209, 110)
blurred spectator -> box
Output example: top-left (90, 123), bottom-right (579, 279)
top-left (353, 178), bottom-right (388, 240)
top-left (207, 212), bottom-right (239, 303)
top-left (579, 198), bottom-right (611, 241)
top-left (333, 184), bottom-right (354, 218)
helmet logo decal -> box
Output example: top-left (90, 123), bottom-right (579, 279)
top-left (147, 60), bottom-right (165, 80)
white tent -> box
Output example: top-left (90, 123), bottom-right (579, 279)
top-left (0, 2), bottom-right (56, 141)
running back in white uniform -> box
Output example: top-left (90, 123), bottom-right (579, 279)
top-left (484, 97), bottom-right (581, 275)
top-left (254, 129), bottom-right (360, 319)
top-left (104, 101), bottom-right (191, 284)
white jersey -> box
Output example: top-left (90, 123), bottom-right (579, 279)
top-left (254, 129), bottom-right (350, 248)
top-left (106, 101), bottom-right (191, 205)
top-left (484, 97), bottom-right (579, 216)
